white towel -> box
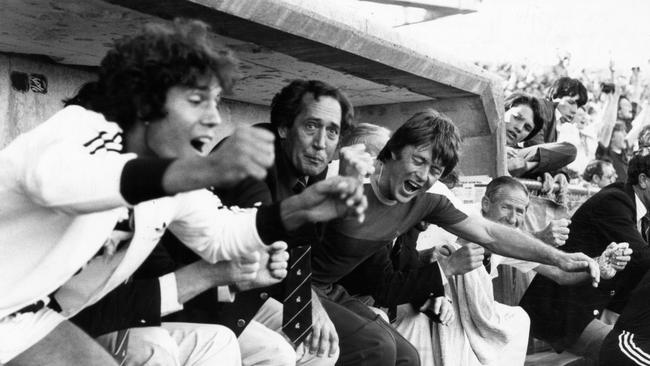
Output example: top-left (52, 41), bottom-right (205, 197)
top-left (430, 252), bottom-right (530, 366)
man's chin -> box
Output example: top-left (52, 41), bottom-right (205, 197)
top-left (300, 163), bottom-right (327, 177)
top-left (395, 190), bottom-right (418, 203)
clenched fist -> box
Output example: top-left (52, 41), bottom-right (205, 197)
top-left (208, 125), bottom-right (276, 187)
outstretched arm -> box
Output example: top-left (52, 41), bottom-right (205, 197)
top-left (444, 215), bottom-right (600, 286)
top-left (534, 242), bottom-right (632, 286)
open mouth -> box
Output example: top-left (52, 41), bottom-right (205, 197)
top-left (190, 137), bottom-right (211, 154)
top-left (403, 180), bottom-right (422, 194)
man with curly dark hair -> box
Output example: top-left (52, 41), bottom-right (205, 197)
top-left (0, 19), bottom-right (369, 365)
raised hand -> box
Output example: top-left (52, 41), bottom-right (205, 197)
top-left (438, 243), bottom-right (484, 276)
top-left (280, 176), bottom-right (368, 230)
top-left (339, 144), bottom-right (375, 178)
top-left (237, 241), bottom-right (290, 291)
top-left (208, 125), bottom-right (275, 186)
top-left (598, 242), bottom-right (633, 280)
top-left (534, 218), bottom-right (571, 247)
top-left (223, 251), bottom-right (261, 283)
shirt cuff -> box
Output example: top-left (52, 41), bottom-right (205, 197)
top-left (159, 273), bottom-right (183, 316)
top-left (255, 202), bottom-right (289, 244)
top-left (217, 286), bottom-right (237, 302)
top-left (437, 262), bottom-right (449, 286)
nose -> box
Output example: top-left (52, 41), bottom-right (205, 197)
top-left (202, 102), bottom-right (221, 127)
top-left (312, 128), bottom-right (327, 150)
top-left (506, 211), bottom-right (517, 225)
top-left (414, 165), bottom-right (428, 183)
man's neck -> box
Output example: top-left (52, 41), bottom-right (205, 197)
top-left (370, 170), bottom-right (396, 206)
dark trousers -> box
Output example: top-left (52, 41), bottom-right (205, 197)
top-left (600, 329), bottom-right (650, 366)
top-left (316, 284), bottom-right (420, 366)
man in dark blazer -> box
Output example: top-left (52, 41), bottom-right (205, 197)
top-left (151, 79), bottom-right (404, 366)
top-left (520, 153), bottom-right (650, 362)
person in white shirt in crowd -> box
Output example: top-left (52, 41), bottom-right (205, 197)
top-left (0, 18), bottom-right (369, 366)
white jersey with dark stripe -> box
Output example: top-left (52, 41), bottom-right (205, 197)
top-left (0, 105), bottom-right (265, 321)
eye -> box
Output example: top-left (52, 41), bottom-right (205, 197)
top-left (326, 126), bottom-right (339, 139)
top-left (188, 94), bottom-right (203, 104)
top-left (429, 166), bottom-right (442, 176)
top-left (304, 121), bottom-right (318, 132)
top-left (412, 156), bottom-right (425, 166)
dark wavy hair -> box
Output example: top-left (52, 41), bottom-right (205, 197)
top-left (628, 154), bottom-right (650, 185)
top-left (504, 92), bottom-right (544, 142)
top-left (270, 79), bottom-right (354, 137)
top-left (64, 18), bottom-right (238, 132)
top-left (546, 77), bottom-right (588, 107)
top-left (377, 109), bottom-right (461, 178)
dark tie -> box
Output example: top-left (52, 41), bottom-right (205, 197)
top-left (483, 252), bottom-right (493, 274)
top-left (282, 177), bottom-right (313, 347)
top-left (292, 177), bottom-right (308, 195)
top-left (642, 216), bottom-right (650, 244)
top-left (282, 245), bottom-right (313, 347)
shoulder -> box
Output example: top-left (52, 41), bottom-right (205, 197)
top-left (44, 106), bottom-right (124, 151)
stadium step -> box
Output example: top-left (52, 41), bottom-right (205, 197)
top-left (525, 351), bottom-right (593, 366)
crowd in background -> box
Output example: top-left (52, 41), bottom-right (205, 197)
top-left (493, 53), bottom-right (650, 197)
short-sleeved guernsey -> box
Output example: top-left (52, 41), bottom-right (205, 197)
top-left (312, 182), bottom-right (467, 285)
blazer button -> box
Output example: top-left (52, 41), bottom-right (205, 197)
top-left (610, 290), bottom-right (616, 297)
top-left (237, 319), bottom-right (246, 328)
top-left (593, 309), bottom-right (600, 317)
top-left (260, 292), bottom-right (269, 300)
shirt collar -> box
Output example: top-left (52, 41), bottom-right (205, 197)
top-left (635, 193), bottom-right (647, 221)
top-left (370, 172), bottom-right (397, 206)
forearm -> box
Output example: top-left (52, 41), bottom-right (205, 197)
top-left (535, 264), bottom-right (589, 285)
top-left (626, 105), bottom-right (650, 145)
top-left (279, 195), bottom-right (309, 231)
top-left (598, 93), bottom-right (621, 146)
top-left (174, 261), bottom-right (231, 304)
top-left (483, 222), bottom-right (562, 266)
top-left (161, 156), bottom-right (220, 196)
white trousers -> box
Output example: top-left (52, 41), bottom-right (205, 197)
top-left (0, 306), bottom-right (66, 363)
top-left (96, 322), bottom-right (240, 366)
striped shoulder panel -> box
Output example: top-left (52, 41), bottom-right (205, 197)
top-left (619, 330), bottom-right (650, 365)
top-left (83, 131), bottom-right (124, 154)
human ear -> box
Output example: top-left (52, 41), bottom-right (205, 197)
top-left (481, 196), bottom-right (490, 214)
top-left (640, 174), bottom-right (649, 189)
top-left (278, 126), bottom-right (288, 139)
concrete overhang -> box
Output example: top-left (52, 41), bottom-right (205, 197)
top-left (0, 1), bottom-right (500, 111)
top-left (0, 0), bottom-right (506, 174)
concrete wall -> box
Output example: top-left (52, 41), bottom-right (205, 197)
top-left (0, 53), bottom-right (269, 149)
top-left (0, 53), bottom-right (94, 148)
top-left (356, 96), bottom-right (497, 177)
